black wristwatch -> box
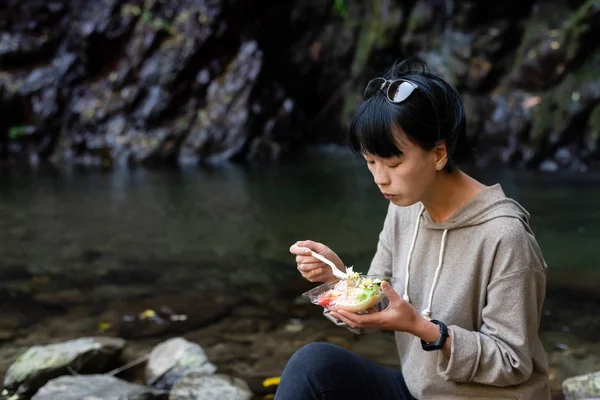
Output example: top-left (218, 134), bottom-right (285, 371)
top-left (421, 320), bottom-right (449, 351)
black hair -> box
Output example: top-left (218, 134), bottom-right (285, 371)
top-left (349, 58), bottom-right (472, 172)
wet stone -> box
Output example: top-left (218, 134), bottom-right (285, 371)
top-left (145, 337), bottom-right (217, 390)
top-left (31, 375), bottom-right (167, 400)
top-left (3, 337), bottom-right (126, 396)
top-left (169, 372), bottom-right (252, 400)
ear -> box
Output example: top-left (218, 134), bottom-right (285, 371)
top-left (434, 141), bottom-right (448, 171)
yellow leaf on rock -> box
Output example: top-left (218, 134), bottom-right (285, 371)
top-left (262, 376), bottom-right (281, 387)
top-left (99, 322), bottom-right (111, 331)
top-left (139, 309), bottom-right (157, 319)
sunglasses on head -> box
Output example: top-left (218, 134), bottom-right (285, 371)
top-left (363, 78), bottom-right (418, 103)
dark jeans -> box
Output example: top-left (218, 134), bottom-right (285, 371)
top-left (275, 342), bottom-right (416, 400)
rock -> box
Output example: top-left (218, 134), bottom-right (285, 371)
top-left (107, 292), bottom-right (239, 339)
top-left (2, 0), bottom-right (600, 170)
top-left (20, 52), bottom-right (83, 95)
top-left (2, 337), bottom-right (126, 396)
top-left (169, 372), bottom-right (252, 400)
top-left (481, 88), bottom-right (534, 165)
top-left (180, 40), bottom-right (263, 164)
top-left (146, 337), bottom-right (217, 390)
top-left (526, 48), bottom-right (600, 168)
top-left (508, 0), bottom-right (600, 91)
top-left (562, 371), bottom-right (600, 400)
top-left (31, 375), bottom-right (167, 400)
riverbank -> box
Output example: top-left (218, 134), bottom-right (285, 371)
top-left (1, 152), bottom-right (599, 397)
top-left (1, 275), bottom-right (600, 399)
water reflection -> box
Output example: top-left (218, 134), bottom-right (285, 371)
top-left (0, 147), bottom-right (599, 296)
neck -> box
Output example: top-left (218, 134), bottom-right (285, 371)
top-left (421, 170), bottom-right (486, 222)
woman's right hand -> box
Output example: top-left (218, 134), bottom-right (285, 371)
top-left (289, 240), bottom-right (345, 283)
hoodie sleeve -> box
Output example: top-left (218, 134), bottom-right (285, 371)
top-left (367, 204), bottom-right (395, 277)
top-left (436, 229), bottom-right (547, 386)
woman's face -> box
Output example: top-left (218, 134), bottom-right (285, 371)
top-left (363, 129), bottom-right (444, 207)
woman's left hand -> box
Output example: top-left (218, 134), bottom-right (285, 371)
top-left (329, 281), bottom-right (424, 334)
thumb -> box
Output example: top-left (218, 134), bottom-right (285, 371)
top-left (381, 281), bottom-right (400, 301)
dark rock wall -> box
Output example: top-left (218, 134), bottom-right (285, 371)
top-left (0, 0), bottom-right (599, 170)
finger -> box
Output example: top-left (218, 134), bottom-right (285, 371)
top-left (329, 311), bottom-right (359, 328)
top-left (296, 255), bottom-right (321, 264)
top-left (381, 281), bottom-right (401, 303)
top-left (305, 269), bottom-right (322, 282)
top-left (290, 243), bottom-right (312, 256)
top-left (367, 307), bottom-right (378, 314)
top-left (297, 263), bottom-right (323, 273)
top-left (295, 240), bottom-right (325, 253)
top-left (337, 309), bottom-right (380, 327)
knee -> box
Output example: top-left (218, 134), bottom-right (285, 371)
top-left (284, 342), bottom-right (347, 375)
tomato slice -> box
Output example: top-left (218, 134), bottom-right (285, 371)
top-left (318, 291), bottom-right (336, 307)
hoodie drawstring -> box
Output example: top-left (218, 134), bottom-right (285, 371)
top-left (403, 206), bottom-right (425, 304)
top-left (421, 229), bottom-right (448, 320)
top-left (402, 206), bottom-right (449, 321)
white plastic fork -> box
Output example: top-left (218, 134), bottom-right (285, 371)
top-left (310, 251), bottom-right (348, 279)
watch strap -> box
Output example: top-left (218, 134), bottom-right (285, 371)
top-left (421, 319), bottom-right (449, 351)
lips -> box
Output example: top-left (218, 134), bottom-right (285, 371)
top-left (383, 193), bottom-right (394, 200)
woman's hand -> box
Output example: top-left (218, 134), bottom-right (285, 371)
top-left (289, 240), bottom-right (345, 283)
top-left (329, 281), bottom-right (424, 334)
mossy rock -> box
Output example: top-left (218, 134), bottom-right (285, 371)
top-left (562, 371), bottom-right (600, 400)
top-left (3, 337), bottom-right (126, 396)
top-left (510, 0), bottom-right (600, 90)
top-left (529, 48), bottom-right (600, 145)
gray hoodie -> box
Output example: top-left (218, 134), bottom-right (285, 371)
top-left (368, 184), bottom-right (550, 399)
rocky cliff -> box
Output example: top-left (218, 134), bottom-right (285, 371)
top-left (1, 0), bottom-right (599, 171)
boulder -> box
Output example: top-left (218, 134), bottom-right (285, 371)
top-left (562, 371), bottom-right (600, 400)
top-left (145, 337), bottom-right (217, 390)
top-left (169, 372), bottom-right (252, 400)
top-left (32, 375), bottom-right (167, 400)
top-left (3, 337), bottom-right (126, 396)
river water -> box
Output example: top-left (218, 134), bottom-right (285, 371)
top-left (1, 146), bottom-right (598, 287)
top-left (0, 146), bottom-right (599, 390)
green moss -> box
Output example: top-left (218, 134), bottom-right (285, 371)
top-left (559, 0), bottom-right (597, 60)
top-left (151, 17), bottom-right (175, 35)
top-left (513, 21), bottom-right (542, 74)
top-left (530, 48), bottom-right (600, 144)
top-left (7, 347), bottom-right (71, 383)
top-left (588, 104), bottom-right (600, 141)
top-left (350, 1), bottom-right (400, 78)
top-left (511, 2), bottom-right (582, 78)
top-left (121, 4), bottom-right (142, 18)
top-left (8, 126), bottom-right (30, 140)
top-left (336, 1), bottom-right (401, 128)
top-left (406, 1), bottom-right (432, 33)
top-left (176, 117), bottom-right (189, 129)
top-left (340, 91), bottom-right (360, 128)
top-left (333, 0), bottom-right (347, 19)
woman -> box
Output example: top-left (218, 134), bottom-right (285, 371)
top-left (277, 59), bottom-right (550, 399)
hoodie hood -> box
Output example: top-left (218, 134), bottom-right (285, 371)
top-left (421, 184), bottom-right (532, 233)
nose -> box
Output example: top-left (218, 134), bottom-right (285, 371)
top-left (372, 164), bottom-right (391, 187)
